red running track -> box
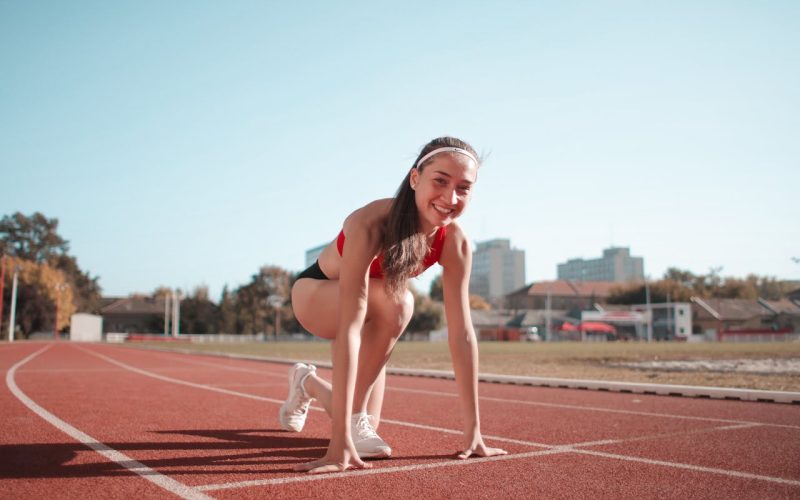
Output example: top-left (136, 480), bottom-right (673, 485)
top-left (2, 342), bottom-right (799, 499)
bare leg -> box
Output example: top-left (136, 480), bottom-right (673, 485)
top-left (366, 367), bottom-right (386, 430)
top-left (291, 279), bottom-right (413, 430)
top-left (298, 317), bottom-right (405, 430)
top-left (303, 371), bottom-right (332, 415)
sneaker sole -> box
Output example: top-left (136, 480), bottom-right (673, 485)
top-left (358, 447), bottom-right (392, 459)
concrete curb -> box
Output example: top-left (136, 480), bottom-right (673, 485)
top-left (122, 344), bottom-right (800, 405)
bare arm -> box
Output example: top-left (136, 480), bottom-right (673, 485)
top-left (440, 223), bottom-right (507, 459)
top-left (302, 213), bottom-right (380, 474)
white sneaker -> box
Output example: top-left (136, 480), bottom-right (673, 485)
top-left (279, 363), bottom-right (316, 432)
top-left (351, 412), bottom-right (392, 458)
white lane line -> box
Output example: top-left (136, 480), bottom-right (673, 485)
top-left (572, 448), bottom-right (800, 487)
top-left (114, 346), bottom-right (800, 431)
top-left (16, 368), bottom-right (132, 374)
top-left (390, 386), bottom-right (800, 430)
top-left (6, 345), bottom-right (212, 500)
top-left (78, 346), bottom-right (287, 405)
top-left (122, 348), bottom-right (289, 379)
top-left (197, 448), bottom-right (567, 491)
top-left (569, 423), bottom-right (765, 448)
top-left (78, 345), bottom-right (551, 450)
top-left (378, 417), bottom-right (552, 448)
top-left (196, 421), bottom-right (799, 492)
top-left (78, 346), bottom-right (800, 491)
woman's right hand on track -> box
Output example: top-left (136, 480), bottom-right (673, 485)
top-left (294, 440), bottom-right (370, 474)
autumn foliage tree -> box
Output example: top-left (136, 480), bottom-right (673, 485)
top-left (1, 256), bottom-right (76, 337)
top-left (1, 212), bottom-right (95, 338)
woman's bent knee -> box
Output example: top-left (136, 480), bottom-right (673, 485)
top-left (365, 286), bottom-right (414, 337)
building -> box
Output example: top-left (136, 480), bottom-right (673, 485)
top-left (557, 246), bottom-right (644, 282)
top-left (469, 239), bottom-right (525, 301)
top-left (506, 280), bottom-right (618, 311)
top-left (305, 243), bottom-right (327, 268)
top-left (631, 302), bottom-right (692, 340)
top-left (691, 297), bottom-right (800, 339)
top-left (100, 296), bottom-right (166, 334)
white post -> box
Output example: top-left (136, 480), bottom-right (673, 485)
top-left (164, 293), bottom-right (170, 336)
top-left (666, 292), bottom-right (672, 339)
top-left (645, 278), bottom-right (652, 342)
top-left (171, 291), bottom-right (180, 337)
top-left (545, 287), bottom-right (552, 342)
top-left (8, 269), bottom-right (19, 342)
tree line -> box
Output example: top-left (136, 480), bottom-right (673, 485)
top-left (5, 211), bottom-right (793, 338)
top-left (606, 267), bottom-right (795, 305)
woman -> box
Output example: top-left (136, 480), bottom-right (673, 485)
top-left (284, 136), bottom-right (507, 474)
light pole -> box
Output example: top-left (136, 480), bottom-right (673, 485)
top-left (8, 266), bottom-right (20, 342)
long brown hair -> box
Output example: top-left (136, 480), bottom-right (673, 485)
top-left (381, 137), bottom-right (479, 296)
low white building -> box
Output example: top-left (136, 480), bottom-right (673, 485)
top-left (70, 313), bottom-right (103, 342)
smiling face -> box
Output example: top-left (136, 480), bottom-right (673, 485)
top-left (409, 152), bottom-right (478, 234)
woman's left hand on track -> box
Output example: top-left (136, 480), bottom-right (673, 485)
top-left (457, 436), bottom-right (507, 459)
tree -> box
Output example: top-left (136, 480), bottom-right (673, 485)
top-left (52, 254), bottom-right (101, 313)
top-left (469, 294), bottom-right (491, 311)
top-left (607, 267), bottom-right (792, 305)
top-left (429, 274), bottom-right (443, 301)
top-left (176, 286), bottom-right (220, 334)
top-left (235, 265), bottom-right (294, 337)
top-left (0, 212), bottom-right (68, 263)
top-left (1, 256), bottom-right (76, 338)
top-left (1, 212), bottom-right (101, 317)
top-left (406, 284), bottom-right (444, 335)
top-left (217, 285), bottom-right (238, 334)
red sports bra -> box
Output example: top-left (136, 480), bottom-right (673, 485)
top-left (336, 226), bottom-right (447, 279)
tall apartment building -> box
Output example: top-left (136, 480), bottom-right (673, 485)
top-left (469, 239), bottom-right (526, 300)
top-left (557, 246), bottom-right (644, 282)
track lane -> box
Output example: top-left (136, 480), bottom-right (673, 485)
top-left (4, 342), bottom-right (800, 499)
top-left (2, 343), bottom-right (211, 499)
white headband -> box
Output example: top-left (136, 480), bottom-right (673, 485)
top-left (415, 147), bottom-right (478, 168)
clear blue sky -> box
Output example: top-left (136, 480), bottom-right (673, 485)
top-left (2, 1), bottom-right (798, 301)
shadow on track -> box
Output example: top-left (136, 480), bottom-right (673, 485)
top-left (0, 429), bottom-right (329, 479)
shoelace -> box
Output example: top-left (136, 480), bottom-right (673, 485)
top-left (353, 415), bottom-right (378, 439)
top-left (291, 400), bottom-right (310, 417)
